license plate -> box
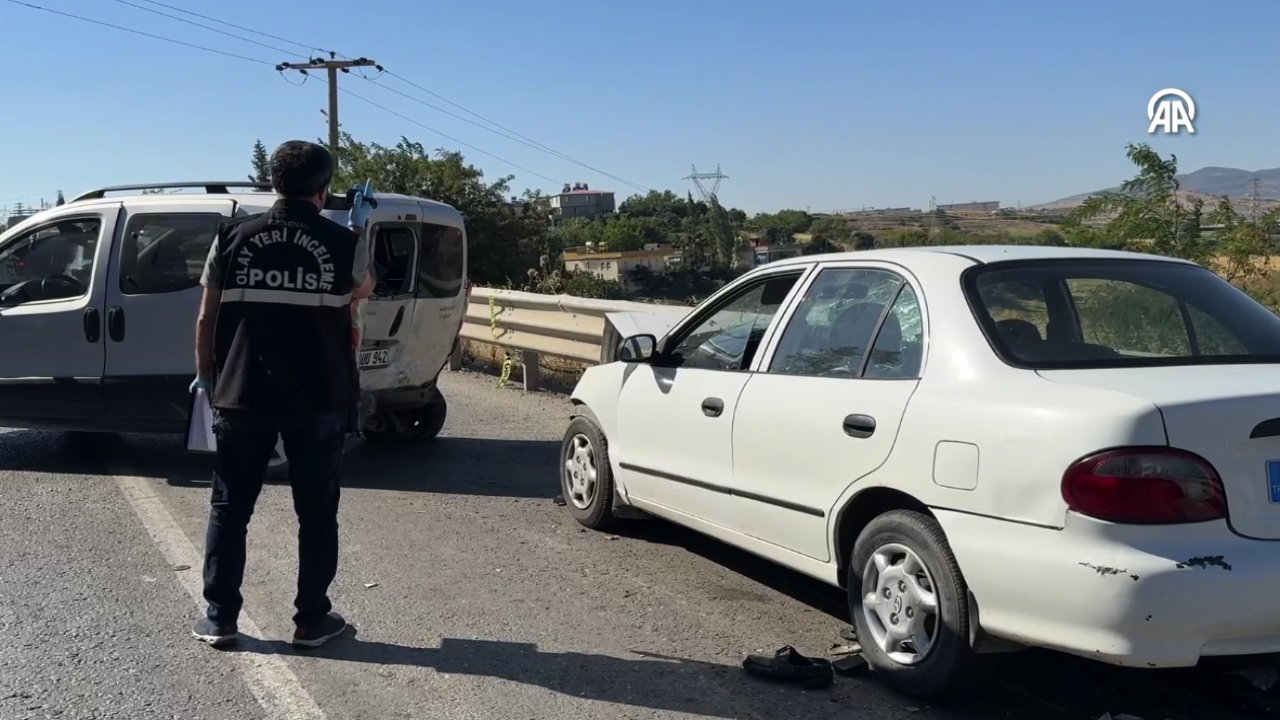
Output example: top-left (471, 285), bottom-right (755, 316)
top-left (1268, 461), bottom-right (1280, 503)
top-left (358, 348), bottom-right (390, 370)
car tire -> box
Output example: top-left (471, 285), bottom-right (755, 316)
top-left (560, 415), bottom-right (615, 530)
top-left (848, 509), bottom-right (987, 699)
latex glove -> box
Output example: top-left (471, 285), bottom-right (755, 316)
top-left (348, 180), bottom-right (375, 231)
top-left (189, 377), bottom-right (212, 394)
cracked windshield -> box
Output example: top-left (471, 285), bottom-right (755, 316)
top-left (2, 1), bottom-right (1278, 720)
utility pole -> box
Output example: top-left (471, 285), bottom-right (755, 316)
top-left (278, 54), bottom-right (379, 172)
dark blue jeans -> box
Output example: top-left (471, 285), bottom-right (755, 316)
top-left (202, 408), bottom-right (349, 628)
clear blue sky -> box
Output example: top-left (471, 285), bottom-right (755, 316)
top-left (1, 0), bottom-right (1275, 214)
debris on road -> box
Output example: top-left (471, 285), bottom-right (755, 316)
top-left (553, 494), bottom-right (567, 506)
top-left (832, 654), bottom-right (869, 676)
top-left (742, 646), bottom-right (834, 689)
top-left (828, 642), bottom-right (861, 656)
top-left (838, 626), bottom-right (858, 643)
top-left (364, 582), bottom-right (379, 589)
top-left (170, 564), bottom-right (190, 572)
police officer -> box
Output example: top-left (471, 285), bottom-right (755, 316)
top-left (189, 140), bottom-right (374, 648)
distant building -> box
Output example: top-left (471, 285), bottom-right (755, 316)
top-left (563, 243), bottom-right (674, 291)
top-left (549, 182), bottom-right (616, 224)
top-left (936, 200), bottom-right (1000, 212)
top-left (846, 207), bottom-right (916, 217)
top-left (740, 239), bottom-right (803, 267)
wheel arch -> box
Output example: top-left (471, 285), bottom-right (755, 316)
top-left (833, 486), bottom-right (932, 588)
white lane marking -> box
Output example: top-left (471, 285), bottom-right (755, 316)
top-left (112, 469), bottom-right (327, 720)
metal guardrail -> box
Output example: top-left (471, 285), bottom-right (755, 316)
top-left (454, 286), bottom-right (689, 390)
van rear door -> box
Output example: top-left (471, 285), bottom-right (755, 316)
top-left (409, 218), bottom-right (468, 376)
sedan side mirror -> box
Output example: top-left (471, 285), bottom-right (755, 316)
top-left (619, 334), bottom-right (658, 363)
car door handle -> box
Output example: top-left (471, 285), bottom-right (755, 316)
top-left (843, 414), bottom-right (876, 438)
top-left (107, 306), bottom-right (125, 342)
top-left (702, 397), bottom-right (725, 417)
top-left (83, 307), bottom-right (101, 343)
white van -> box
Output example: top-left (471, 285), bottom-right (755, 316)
top-left (0, 181), bottom-right (467, 441)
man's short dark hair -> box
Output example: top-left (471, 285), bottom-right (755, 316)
top-left (270, 141), bottom-right (334, 198)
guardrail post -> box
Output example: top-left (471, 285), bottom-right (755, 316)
top-left (449, 340), bottom-right (463, 371)
top-left (522, 351), bottom-right (541, 392)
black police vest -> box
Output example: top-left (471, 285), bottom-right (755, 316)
top-left (211, 199), bottom-right (359, 414)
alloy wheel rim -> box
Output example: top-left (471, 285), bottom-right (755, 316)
top-left (564, 434), bottom-right (598, 510)
top-left (860, 542), bottom-right (940, 665)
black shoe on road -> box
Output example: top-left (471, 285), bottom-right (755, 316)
top-left (292, 612), bottom-right (348, 649)
top-left (191, 618), bottom-right (240, 647)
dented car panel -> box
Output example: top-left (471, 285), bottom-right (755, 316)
top-left (937, 508), bottom-right (1280, 667)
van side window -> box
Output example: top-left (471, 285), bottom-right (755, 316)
top-left (417, 224), bottom-right (464, 299)
top-left (0, 217), bottom-right (102, 305)
top-left (119, 213), bottom-right (223, 295)
top-left (372, 225), bottom-right (418, 297)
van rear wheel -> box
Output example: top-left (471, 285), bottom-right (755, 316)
top-left (362, 389), bottom-right (447, 442)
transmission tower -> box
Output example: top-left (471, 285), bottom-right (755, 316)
top-left (1249, 177), bottom-right (1262, 220)
top-left (684, 164), bottom-right (729, 203)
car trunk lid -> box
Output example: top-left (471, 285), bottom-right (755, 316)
top-left (1039, 365), bottom-right (1280, 539)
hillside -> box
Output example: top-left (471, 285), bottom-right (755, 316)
top-left (1040, 165), bottom-right (1280, 209)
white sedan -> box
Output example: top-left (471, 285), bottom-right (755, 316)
top-left (561, 245), bottom-right (1280, 697)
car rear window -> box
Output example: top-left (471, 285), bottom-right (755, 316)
top-left (963, 259), bottom-right (1280, 368)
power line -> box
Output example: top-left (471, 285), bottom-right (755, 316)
top-left (99, 0), bottom-right (650, 192)
top-left (107, 0), bottom-right (299, 57)
top-left (8, 0), bottom-right (592, 187)
top-left (2, 0), bottom-right (274, 66)
top-left (128, 0), bottom-right (329, 55)
top-left (371, 72), bottom-right (650, 193)
top-left (317, 78), bottom-right (558, 184)
top-left (384, 71), bottom-right (564, 157)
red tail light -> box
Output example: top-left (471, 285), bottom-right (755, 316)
top-left (1062, 447), bottom-right (1227, 524)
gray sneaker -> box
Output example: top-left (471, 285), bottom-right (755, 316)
top-left (192, 618), bottom-right (240, 647)
top-left (291, 612), bottom-right (348, 648)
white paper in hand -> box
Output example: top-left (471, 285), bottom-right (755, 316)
top-left (186, 387), bottom-right (217, 454)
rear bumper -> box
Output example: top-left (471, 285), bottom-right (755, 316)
top-left (937, 509), bottom-right (1280, 667)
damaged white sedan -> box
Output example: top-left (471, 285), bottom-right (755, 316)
top-left (562, 245), bottom-right (1280, 698)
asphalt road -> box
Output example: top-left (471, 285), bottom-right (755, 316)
top-left (0, 369), bottom-right (1276, 720)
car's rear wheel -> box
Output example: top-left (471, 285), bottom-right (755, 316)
top-left (561, 416), bottom-right (615, 530)
top-left (849, 509), bottom-right (986, 698)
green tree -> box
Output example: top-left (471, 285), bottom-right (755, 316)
top-left (326, 133), bottom-right (542, 285)
top-left (1064, 142), bottom-right (1209, 263)
top-left (1208, 195), bottom-right (1280, 283)
top-left (810, 216), bottom-right (853, 248)
top-left (601, 215), bottom-right (661, 251)
top-left (750, 209), bottom-right (812, 235)
top-left (802, 236), bottom-right (840, 255)
top-left (249, 139), bottom-right (270, 184)
top-left (850, 231), bottom-right (876, 251)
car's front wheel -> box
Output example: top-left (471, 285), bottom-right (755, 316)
top-left (560, 416), bottom-right (615, 530)
top-left (849, 509), bottom-right (986, 698)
